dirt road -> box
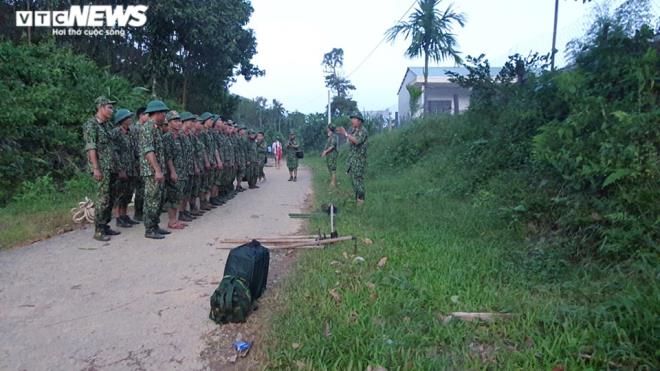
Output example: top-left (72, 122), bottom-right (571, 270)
top-left (0, 166), bottom-right (312, 370)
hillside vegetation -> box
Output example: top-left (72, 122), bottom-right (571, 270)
top-left (265, 19), bottom-right (658, 370)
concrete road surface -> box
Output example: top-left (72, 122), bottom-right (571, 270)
top-left (0, 166), bottom-right (312, 370)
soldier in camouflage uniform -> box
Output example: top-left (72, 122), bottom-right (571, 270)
top-left (247, 130), bottom-right (259, 189)
top-left (191, 117), bottom-right (209, 214)
top-left (338, 113), bottom-right (368, 204)
top-left (83, 96), bottom-right (121, 241)
top-left (130, 106), bottom-right (149, 221)
top-left (210, 116), bottom-right (228, 205)
top-left (139, 100), bottom-right (172, 239)
top-left (162, 111), bottom-right (188, 230)
top-left (204, 115), bottom-right (223, 206)
top-left (197, 113), bottom-right (216, 210)
top-left (179, 112), bottom-right (198, 221)
top-left (321, 125), bottom-right (339, 187)
top-left (112, 108), bottom-right (140, 228)
top-left (220, 121), bottom-right (236, 200)
top-left (286, 131), bottom-right (300, 182)
top-left (256, 131), bottom-right (267, 182)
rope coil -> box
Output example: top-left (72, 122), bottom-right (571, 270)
top-left (70, 197), bottom-right (95, 224)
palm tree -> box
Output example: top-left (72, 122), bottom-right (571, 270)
top-left (386, 0), bottom-right (466, 115)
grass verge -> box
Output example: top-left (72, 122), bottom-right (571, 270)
top-left (0, 172), bottom-right (94, 248)
top-left (263, 124), bottom-right (658, 369)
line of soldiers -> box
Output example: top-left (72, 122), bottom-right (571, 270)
top-left (83, 97), bottom-right (268, 241)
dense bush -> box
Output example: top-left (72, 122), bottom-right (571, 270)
top-left (0, 41), bottom-right (157, 203)
top-left (444, 22), bottom-right (658, 260)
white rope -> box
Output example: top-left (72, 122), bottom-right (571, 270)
top-left (70, 197), bottom-right (95, 224)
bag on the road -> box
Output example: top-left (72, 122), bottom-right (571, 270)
top-left (295, 150), bottom-right (304, 159)
top-left (223, 239), bottom-right (270, 300)
top-left (209, 275), bottom-right (252, 324)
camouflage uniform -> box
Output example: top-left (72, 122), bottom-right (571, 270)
top-left (212, 130), bottom-right (226, 189)
top-left (221, 132), bottom-right (235, 195)
top-left (139, 119), bottom-right (167, 230)
top-left (203, 130), bottom-right (218, 192)
top-left (163, 131), bottom-right (187, 209)
top-left (324, 134), bottom-right (339, 172)
top-left (112, 126), bottom-right (137, 207)
top-left (190, 132), bottom-right (206, 197)
top-left (347, 126), bottom-right (368, 200)
top-left (247, 138), bottom-right (259, 187)
top-left (286, 139), bottom-right (299, 171)
top-left (233, 135), bottom-right (246, 186)
top-left (180, 131), bottom-right (195, 198)
top-left (257, 140), bottom-right (267, 178)
top-left (129, 122), bottom-right (144, 217)
top-left (83, 116), bottom-right (117, 229)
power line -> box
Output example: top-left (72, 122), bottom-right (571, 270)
top-left (346, 0), bottom-right (418, 78)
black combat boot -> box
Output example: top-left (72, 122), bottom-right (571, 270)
top-left (145, 228), bottom-right (164, 239)
top-left (93, 226), bottom-right (110, 242)
top-left (123, 215), bottom-right (140, 225)
top-left (103, 225), bottom-right (121, 236)
top-left (156, 226), bottom-right (171, 235)
top-left (116, 217), bottom-right (132, 228)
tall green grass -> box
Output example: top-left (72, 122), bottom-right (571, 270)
top-left (0, 172), bottom-right (95, 248)
top-left (264, 118), bottom-right (659, 370)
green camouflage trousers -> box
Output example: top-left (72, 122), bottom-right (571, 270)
top-left (143, 176), bottom-right (164, 230)
top-left (236, 165), bottom-right (245, 186)
top-left (191, 174), bottom-right (201, 197)
top-left (114, 176), bottom-right (135, 207)
top-left (326, 153), bottom-right (338, 172)
top-left (349, 162), bottom-right (366, 200)
top-left (94, 171), bottom-right (117, 227)
top-left (134, 177), bottom-right (144, 216)
top-left (166, 178), bottom-right (187, 209)
top-left (247, 163), bottom-right (258, 187)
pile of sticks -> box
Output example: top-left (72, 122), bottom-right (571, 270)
top-left (217, 235), bottom-right (354, 250)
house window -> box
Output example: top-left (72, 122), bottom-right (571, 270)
top-left (428, 100), bottom-right (452, 114)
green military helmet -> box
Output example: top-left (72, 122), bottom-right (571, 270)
top-left (349, 112), bottom-right (364, 122)
top-left (197, 112), bottom-right (213, 122)
top-left (166, 110), bottom-right (181, 122)
top-left (248, 129), bottom-right (255, 135)
top-left (227, 119), bottom-right (234, 125)
top-left (113, 108), bottom-right (133, 125)
top-left (95, 96), bottom-right (117, 108)
top-left (180, 111), bottom-right (196, 122)
top-left (144, 99), bottom-right (169, 113)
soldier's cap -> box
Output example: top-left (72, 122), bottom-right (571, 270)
top-left (166, 110), bottom-right (181, 122)
top-left (197, 112), bottom-right (213, 122)
top-left (95, 96), bottom-right (117, 109)
top-left (248, 129), bottom-right (255, 135)
top-left (214, 115), bottom-right (225, 124)
top-left (113, 108), bottom-right (133, 125)
top-left (239, 126), bottom-right (247, 131)
top-left (349, 112), bottom-right (364, 122)
top-left (227, 119), bottom-right (234, 125)
top-left (144, 100), bottom-right (170, 114)
top-left (180, 111), bottom-right (196, 122)
top-left (327, 124), bottom-right (336, 131)
top-left (257, 130), bottom-right (264, 135)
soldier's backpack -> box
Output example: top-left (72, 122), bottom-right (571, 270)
top-left (223, 239), bottom-right (270, 300)
top-left (295, 150), bottom-right (304, 159)
top-left (209, 275), bottom-right (252, 324)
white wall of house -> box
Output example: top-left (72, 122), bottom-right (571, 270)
top-left (397, 69), bottom-right (418, 124)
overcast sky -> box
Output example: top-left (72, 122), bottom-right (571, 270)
top-left (230, 0), bottom-right (645, 114)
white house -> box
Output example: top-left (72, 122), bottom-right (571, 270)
top-left (397, 66), bottom-right (500, 125)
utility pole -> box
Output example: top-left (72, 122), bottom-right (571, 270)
top-left (327, 90), bottom-right (331, 125)
top-left (551, 0), bottom-right (559, 71)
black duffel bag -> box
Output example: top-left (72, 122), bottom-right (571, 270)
top-left (295, 150), bottom-right (304, 159)
top-left (223, 239), bottom-right (270, 300)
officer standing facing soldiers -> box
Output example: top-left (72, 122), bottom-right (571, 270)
top-left (338, 113), bottom-right (368, 205)
top-left (83, 96), bottom-right (121, 241)
top-left (235, 127), bottom-right (248, 191)
top-left (162, 111), bottom-right (188, 230)
top-left (256, 131), bottom-right (267, 182)
top-left (321, 124), bottom-right (339, 187)
top-left (131, 106), bottom-right (149, 221)
top-left (112, 108), bottom-right (140, 227)
top-left (286, 131), bottom-right (300, 182)
top-left (179, 112), bottom-right (198, 221)
top-left (247, 130), bottom-right (259, 189)
top-left (139, 100), bottom-right (172, 239)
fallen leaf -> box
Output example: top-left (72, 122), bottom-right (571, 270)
top-left (367, 366), bottom-right (388, 371)
top-left (353, 256), bottom-right (365, 264)
top-left (323, 322), bottom-right (331, 338)
top-left (403, 316), bottom-right (411, 323)
top-left (291, 343), bottom-right (302, 350)
top-left (370, 291), bottom-right (378, 301)
top-left (366, 282), bottom-right (376, 290)
top-left (450, 295), bottom-right (460, 304)
top-left (228, 354), bottom-right (238, 363)
top-left (342, 251), bottom-right (349, 260)
top-left (328, 288), bottom-right (342, 303)
top-left (363, 238), bottom-right (374, 245)
top-left (295, 360), bottom-right (306, 369)
top-left (377, 256), bottom-right (388, 268)
top-left (329, 260), bottom-right (341, 266)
